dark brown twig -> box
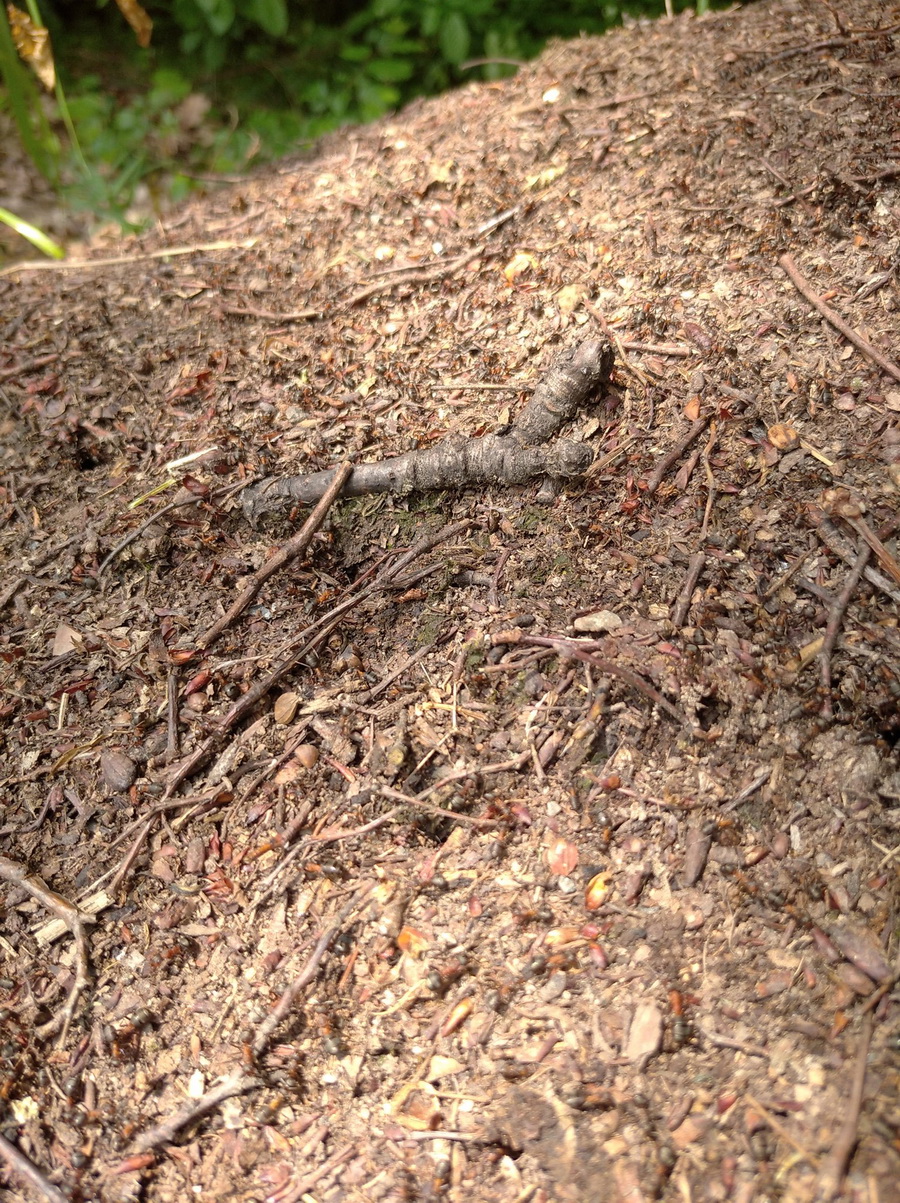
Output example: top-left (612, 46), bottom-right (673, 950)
top-left (809, 510), bottom-right (900, 605)
top-left (199, 461), bottom-right (353, 648)
top-left (219, 304), bottom-right (320, 322)
top-left (160, 520), bottom-right (468, 800)
top-left (0, 351), bottom-right (62, 382)
top-left (814, 1015), bottom-right (873, 1200)
top-left (819, 540), bottom-right (871, 719)
top-left (498, 633), bottom-right (686, 723)
top-left (779, 253), bottom-right (900, 384)
top-left (646, 415), bottom-right (712, 494)
top-left (0, 1130), bottom-right (69, 1203)
top-left (670, 552), bottom-right (706, 628)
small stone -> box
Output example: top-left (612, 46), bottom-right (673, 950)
top-left (100, 749), bottom-right (137, 792)
top-left (573, 610), bottom-right (623, 634)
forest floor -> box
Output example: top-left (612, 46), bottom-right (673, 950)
top-left (1, 1), bottom-right (899, 1200)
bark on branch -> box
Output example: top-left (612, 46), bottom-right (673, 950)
top-left (244, 340), bottom-right (614, 521)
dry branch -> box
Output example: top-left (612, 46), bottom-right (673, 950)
top-left (492, 632), bottom-right (686, 724)
top-left (814, 1015), bottom-right (874, 1200)
top-left (243, 340), bottom-right (614, 520)
top-left (0, 1131), bottom-right (69, 1203)
top-left (130, 1069), bottom-right (258, 1155)
top-left (199, 461), bottom-right (353, 648)
top-left (779, 253), bottom-right (900, 384)
top-left (0, 855), bottom-right (91, 1042)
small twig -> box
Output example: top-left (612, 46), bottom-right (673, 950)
top-left (380, 786), bottom-right (499, 827)
top-left (814, 1015), bottom-right (873, 1200)
top-left (809, 510), bottom-right (900, 605)
top-left (276, 1144), bottom-right (358, 1203)
top-left (646, 415), bottom-right (712, 495)
top-left (0, 855), bottom-right (91, 1043)
top-left (779, 253), bottom-right (900, 384)
top-left (251, 883), bottom-right (375, 1057)
top-left (743, 1093), bottom-right (817, 1166)
top-left (857, 970), bottom-right (898, 1016)
top-left (131, 1069), bottom-right (257, 1154)
top-left (165, 667), bottom-right (179, 760)
top-left (346, 244), bottom-right (485, 306)
top-left (353, 643), bottom-right (437, 704)
top-left (107, 818), bottom-right (155, 896)
top-left (843, 513), bottom-right (900, 586)
top-left (252, 809), bottom-right (403, 911)
top-left (499, 633), bottom-right (686, 723)
top-left (413, 752), bottom-right (531, 798)
top-left (819, 540), bottom-right (871, 719)
top-left (0, 351), bottom-right (62, 383)
top-left (488, 548), bottom-right (511, 609)
top-left (199, 461), bottom-right (353, 648)
top-left (387, 1128), bottom-right (480, 1143)
top-left (97, 479), bottom-right (250, 576)
top-left (721, 767), bottom-right (772, 813)
top-left (0, 238), bottom-right (257, 278)
top-left (761, 549), bottom-right (813, 600)
top-left (670, 552), bottom-right (706, 628)
top-left (431, 382), bottom-right (525, 391)
top-left (162, 520), bottom-right (470, 799)
top-left (219, 304), bottom-right (320, 322)
top-left (0, 1130), bottom-right (69, 1203)
top-left (620, 340), bottom-right (691, 357)
top-left (698, 1025), bottom-right (768, 1058)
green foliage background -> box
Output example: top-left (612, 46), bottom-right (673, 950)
top-left (2, 0), bottom-right (713, 227)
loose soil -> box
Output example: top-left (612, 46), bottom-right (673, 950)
top-left (1, 1), bottom-right (899, 1201)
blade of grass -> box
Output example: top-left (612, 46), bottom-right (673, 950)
top-left (0, 207), bottom-right (65, 258)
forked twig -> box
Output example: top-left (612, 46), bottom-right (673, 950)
top-left (161, 519), bottom-right (470, 800)
top-left (128, 885), bottom-right (374, 1160)
top-left (250, 882), bottom-right (375, 1056)
top-left (494, 632), bottom-right (686, 723)
top-left (646, 415), bottom-right (712, 495)
top-left (346, 244), bottom-right (485, 307)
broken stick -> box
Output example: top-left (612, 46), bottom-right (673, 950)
top-left (243, 340), bottom-right (614, 520)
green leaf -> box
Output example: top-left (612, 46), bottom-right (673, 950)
top-left (195, 0), bottom-right (236, 37)
top-left (367, 57), bottom-right (414, 83)
top-left (439, 12), bottom-right (469, 64)
top-left (244, 0), bottom-right (288, 38)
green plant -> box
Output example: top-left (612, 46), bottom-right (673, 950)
top-left (2, 0), bottom-right (723, 233)
top-left (0, 4), bottom-right (57, 179)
